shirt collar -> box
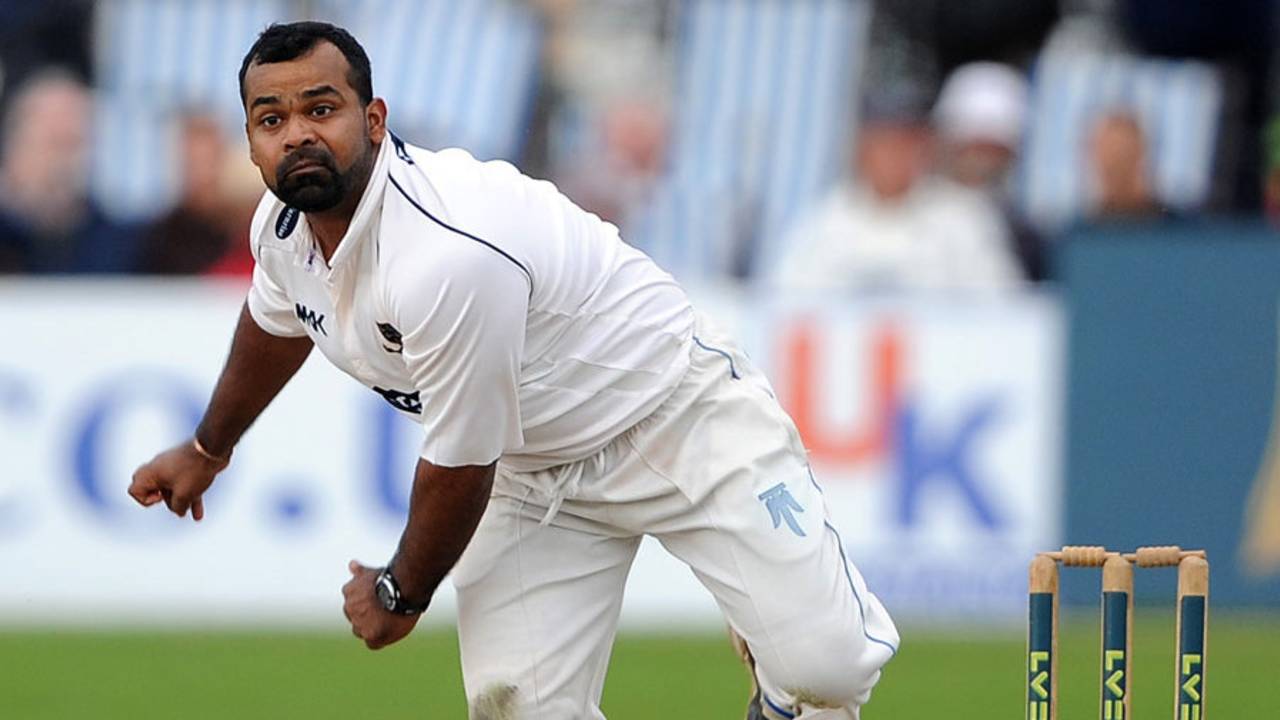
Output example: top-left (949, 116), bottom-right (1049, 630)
top-left (313, 136), bottom-right (391, 279)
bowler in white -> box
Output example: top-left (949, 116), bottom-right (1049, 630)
top-left (128, 21), bottom-right (898, 720)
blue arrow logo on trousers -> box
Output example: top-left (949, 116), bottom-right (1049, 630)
top-left (759, 483), bottom-right (806, 537)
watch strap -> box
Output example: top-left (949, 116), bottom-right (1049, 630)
top-left (377, 567), bottom-right (428, 615)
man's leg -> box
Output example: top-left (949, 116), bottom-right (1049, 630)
top-left (621, 320), bottom-right (900, 717)
top-left (451, 486), bottom-right (641, 720)
top-left (654, 458), bottom-right (899, 717)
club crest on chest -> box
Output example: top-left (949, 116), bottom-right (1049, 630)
top-left (377, 323), bottom-right (404, 354)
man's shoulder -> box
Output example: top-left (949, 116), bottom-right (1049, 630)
top-left (918, 178), bottom-right (999, 214)
top-left (381, 140), bottom-right (536, 286)
top-left (784, 183), bottom-right (863, 242)
top-left (376, 199), bottom-right (532, 299)
top-left (387, 140), bottom-right (532, 212)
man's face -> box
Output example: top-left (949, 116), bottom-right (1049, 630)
top-left (242, 42), bottom-right (385, 213)
top-left (946, 140), bottom-right (1015, 190)
top-left (4, 78), bottom-right (91, 198)
top-left (856, 122), bottom-right (932, 203)
top-left (1090, 115), bottom-right (1147, 193)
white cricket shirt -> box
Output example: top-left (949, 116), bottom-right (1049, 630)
top-left (247, 135), bottom-right (694, 471)
top-left (770, 179), bottom-right (1022, 293)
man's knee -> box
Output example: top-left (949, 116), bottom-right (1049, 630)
top-left (766, 639), bottom-right (889, 710)
top-left (467, 682), bottom-right (590, 720)
top-left (468, 683), bottom-right (519, 720)
top-left (785, 667), bottom-right (880, 711)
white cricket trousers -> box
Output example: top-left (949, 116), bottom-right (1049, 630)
top-left (451, 314), bottom-right (900, 719)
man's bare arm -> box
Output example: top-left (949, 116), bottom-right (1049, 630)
top-left (128, 303), bottom-right (313, 519)
top-left (392, 459), bottom-right (495, 605)
top-left (341, 459), bottom-right (493, 649)
top-left (195, 303), bottom-right (315, 456)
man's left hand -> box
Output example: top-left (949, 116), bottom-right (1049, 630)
top-left (342, 560), bottom-right (419, 650)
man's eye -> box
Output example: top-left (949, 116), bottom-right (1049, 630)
top-left (312, 106), bottom-right (333, 117)
top-left (261, 115), bottom-right (280, 127)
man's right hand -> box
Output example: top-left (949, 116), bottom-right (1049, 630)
top-left (128, 440), bottom-right (228, 522)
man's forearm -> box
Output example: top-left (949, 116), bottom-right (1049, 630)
top-left (390, 460), bottom-right (495, 606)
top-left (195, 303), bottom-right (314, 457)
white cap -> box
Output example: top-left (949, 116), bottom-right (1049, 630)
top-left (933, 62), bottom-right (1029, 149)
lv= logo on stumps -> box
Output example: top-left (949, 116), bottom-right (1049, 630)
top-left (1176, 555), bottom-right (1209, 720)
top-left (1026, 546), bottom-right (1209, 720)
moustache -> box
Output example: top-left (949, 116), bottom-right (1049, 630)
top-left (278, 148), bottom-right (338, 182)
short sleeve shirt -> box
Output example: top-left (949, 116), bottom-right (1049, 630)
top-left (247, 135), bottom-right (694, 470)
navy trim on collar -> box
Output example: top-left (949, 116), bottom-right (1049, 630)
top-left (388, 174), bottom-right (533, 291)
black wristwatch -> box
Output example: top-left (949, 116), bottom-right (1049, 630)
top-left (374, 567), bottom-right (429, 616)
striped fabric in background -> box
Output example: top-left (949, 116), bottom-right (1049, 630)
top-left (92, 0), bottom-right (290, 220)
top-left (1017, 52), bottom-right (1223, 232)
top-left (313, 0), bottom-right (542, 161)
top-left (91, 0), bottom-right (543, 222)
top-left (627, 0), bottom-right (871, 283)
top-left (95, 0), bottom-right (289, 125)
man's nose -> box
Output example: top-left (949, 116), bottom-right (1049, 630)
top-left (282, 117), bottom-right (318, 153)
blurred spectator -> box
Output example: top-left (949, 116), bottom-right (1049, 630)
top-left (535, 0), bottom-right (672, 205)
top-left (557, 97), bottom-right (667, 225)
top-left (136, 115), bottom-right (245, 275)
top-left (933, 62), bottom-right (1046, 281)
top-left (1087, 110), bottom-right (1163, 219)
top-left (1116, 0), bottom-right (1275, 212)
top-left (537, 0), bottom-right (672, 107)
top-left (934, 63), bottom-right (1027, 191)
top-left (203, 139), bottom-right (269, 279)
top-left (770, 88), bottom-right (1022, 293)
top-left (1045, 0), bottom-right (1266, 214)
top-left (0, 70), bottom-right (136, 274)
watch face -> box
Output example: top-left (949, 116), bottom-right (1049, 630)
top-left (375, 574), bottom-right (397, 612)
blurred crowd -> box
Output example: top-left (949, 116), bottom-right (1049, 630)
top-left (0, 0), bottom-right (1278, 290)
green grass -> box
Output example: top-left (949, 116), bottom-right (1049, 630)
top-left (1, 614), bottom-right (1276, 718)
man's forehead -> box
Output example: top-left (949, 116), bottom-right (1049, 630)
top-left (244, 42), bottom-right (354, 101)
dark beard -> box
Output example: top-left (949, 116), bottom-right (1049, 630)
top-left (274, 146), bottom-right (360, 213)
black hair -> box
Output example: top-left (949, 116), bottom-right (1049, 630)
top-left (238, 21), bottom-right (373, 107)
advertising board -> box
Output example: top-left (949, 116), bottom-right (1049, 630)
top-left (0, 282), bottom-right (1064, 625)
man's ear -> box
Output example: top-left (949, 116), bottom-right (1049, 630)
top-left (367, 98), bottom-right (388, 143)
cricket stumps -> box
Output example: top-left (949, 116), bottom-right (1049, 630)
top-left (1026, 546), bottom-right (1209, 720)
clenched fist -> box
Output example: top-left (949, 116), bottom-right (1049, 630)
top-left (343, 561), bottom-right (419, 650)
top-left (128, 439), bottom-right (229, 521)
